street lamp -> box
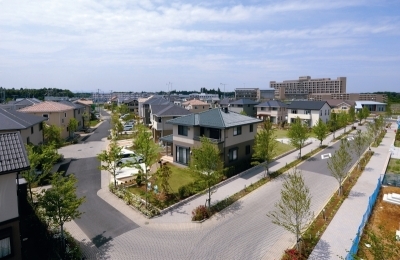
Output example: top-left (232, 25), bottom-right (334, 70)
top-left (220, 83), bottom-right (226, 99)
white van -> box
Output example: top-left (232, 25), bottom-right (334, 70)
top-left (117, 148), bottom-right (143, 167)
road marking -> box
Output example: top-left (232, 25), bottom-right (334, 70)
top-left (321, 153), bottom-right (331, 159)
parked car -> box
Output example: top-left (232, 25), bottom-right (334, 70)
top-left (117, 149), bottom-right (143, 167)
top-left (125, 120), bottom-right (135, 125)
top-left (123, 125), bottom-right (133, 131)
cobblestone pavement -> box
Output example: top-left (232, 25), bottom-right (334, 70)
top-left (63, 119), bottom-right (376, 259)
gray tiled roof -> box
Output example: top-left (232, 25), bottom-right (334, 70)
top-left (287, 101), bottom-right (329, 110)
top-left (14, 98), bottom-right (41, 106)
top-left (0, 108), bottom-right (46, 130)
top-left (167, 108), bottom-right (261, 128)
top-left (123, 98), bottom-right (138, 103)
top-left (255, 100), bottom-right (287, 108)
top-left (219, 98), bottom-right (233, 105)
top-left (143, 96), bottom-right (169, 105)
top-left (151, 104), bottom-right (191, 117)
top-left (0, 132), bottom-right (30, 174)
top-left (230, 99), bottom-right (259, 105)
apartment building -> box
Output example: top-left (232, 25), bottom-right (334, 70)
top-left (189, 93), bottom-right (219, 100)
top-left (234, 88), bottom-right (275, 101)
top-left (270, 76), bottom-right (347, 100)
top-left (308, 93), bottom-right (387, 103)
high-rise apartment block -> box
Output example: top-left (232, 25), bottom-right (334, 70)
top-left (270, 76), bottom-right (346, 100)
top-left (234, 88), bottom-right (275, 101)
top-left (308, 93), bottom-right (387, 103)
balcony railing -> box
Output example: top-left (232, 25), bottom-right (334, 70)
top-left (193, 135), bottom-right (224, 144)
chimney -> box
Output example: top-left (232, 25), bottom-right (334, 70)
top-left (224, 107), bottom-right (229, 113)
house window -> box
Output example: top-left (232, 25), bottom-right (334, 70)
top-left (158, 117), bottom-right (161, 123)
top-left (245, 145), bottom-right (250, 155)
top-left (42, 114), bottom-right (49, 120)
top-left (233, 126), bottom-right (242, 136)
top-left (62, 119), bottom-right (64, 123)
top-left (178, 125), bottom-right (188, 136)
top-left (229, 148), bottom-right (238, 161)
top-left (39, 122), bottom-right (43, 131)
top-left (320, 110), bottom-right (322, 116)
top-left (31, 126), bottom-right (34, 134)
top-left (261, 107), bottom-right (265, 111)
top-left (304, 110), bottom-right (311, 114)
top-left (176, 146), bottom-right (190, 165)
top-left (291, 110), bottom-right (297, 114)
top-left (27, 137), bottom-right (30, 144)
top-left (325, 110), bottom-right (326, 115)
top-left (194, 106), bottom-right (198, 109)
top-left (0, 227), bottom-right (12, 258)
top-left (272, 107), bottom-right (277, 111)
top-left (249, 124), bottom-right (253, 132)
top-left (64, 113), bottom-right (67, 117)
top-left (341, 106), bottom-right (347, 110)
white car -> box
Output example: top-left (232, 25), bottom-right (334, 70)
top-left (123, 125), bottom-right (133, 131)
top-left (117, 149), bottom-right (143, 167)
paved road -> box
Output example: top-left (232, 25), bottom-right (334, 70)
top-left (62, 120), bottom-right (372, 259)
top-left (59, 111), bottom-right (139, 248)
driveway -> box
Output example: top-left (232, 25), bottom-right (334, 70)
top-left (58, 111), bottom-right (139, 248)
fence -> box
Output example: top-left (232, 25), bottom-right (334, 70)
top-left (346, 176), bottom-right (382, 259)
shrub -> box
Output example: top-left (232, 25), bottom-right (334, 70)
top-left (282, 248), bottom-right (300, 260)
top-left (136, 174), bottom-right (143, 186)
top-left (178, 186), bottom-right (188, 199)
top-left (191, 205), bottom-right (210, 221)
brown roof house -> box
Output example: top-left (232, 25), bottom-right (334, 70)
top-left (19, 101), bottom-right (76, 139)
top-left (0, 108), bottom-right (46, 145)
top-left (326, 99), bottom-right (355, 114)
top-left (0, 132), bottom-right (30, 260)
top-left (182, 99), bottom-right (210, 113)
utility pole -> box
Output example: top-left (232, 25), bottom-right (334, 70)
top-left (166, 82), bottom-right (172, 98)
top-left (220, 83), bottom-right (226, 99)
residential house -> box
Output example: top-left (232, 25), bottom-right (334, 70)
top-left (219, 98), bottom-right (233, 108)
top-left (73, 98), bottom-right (93, 115)
top-left (58, 101), bottom-right (86, 131)
top-left (355, 101), bottom-right (387, 112)
top-left (255, 100), bottom-right (288, 124)
top-left (150, 103), bottom-right (192, 142)
top-left (19, 101), bottom-right (76, 139)
top-left (326, 99), bottom-right (355, 114)
top-left (0, 108), bottom-right (46, 145)
top-left (163, 108), bottom-right (262, 166)
top-left (228, 99), bottom-right (259, 117)
top-left (122, 98), bottom-right (139, 114)
top-left (287, 101), bottom-right (331, 126)
top-left (0, 132), bottom-right (30, 260)
top-left (0, 98), bottom-right (41, 111)
top-left (138, 96), bottom-right (169, 125)
top-left (182, 99), bottom-right (210, 113)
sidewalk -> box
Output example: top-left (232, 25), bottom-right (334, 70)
top-left (309, 125), bottom-right (396, 259)
top-left (146, 131), bottom-right (342, 224)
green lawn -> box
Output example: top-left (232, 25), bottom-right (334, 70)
top-left (259, 128), bottom-right (317, 139)
top-left (387, 158), bottom-right (400, 174)
top-left (90, 120), bottom-right (100, 127)
top-left (275, 141), bottom-right (295, 156)
top-left (164, 164), bottom-right (200, 193)
top-left (395, 140), bottom-right (400, 148)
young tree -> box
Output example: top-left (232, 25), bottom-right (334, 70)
top-left (133, 123), bottom-right (160, 208)
top-left (348, 106), bottom-right (356, 126)
top-left (118, 104), bottom-right (130, 115)
top-left (36, 144), bottom-right (61, 185)
top-left (267, 168), bottom-right (313, 251)
top-left (22, 144), bottom-right (41, 204)
top-left (43, 123), bottom-right (62, 147)
top-left (312, 119), bottom-right (328, 146)
top-left (155, 165), bottom-right (172, 195)
top-left (327, 139), bottom-right (352, 196)
top-left (288, 117), bottom-right (309, 158)
top-left (97, 138), bottom-right (123, 188)
top-left (252, 120), bottom-right (278, 177)
top-left (356, 109), bottom-right (364, 124)
top-left (67, 118), bottom-right (78, 137)
top-left (82, 112), bottom-right (90, 128)
top-left (361, 106), bottom-right (370, 123)
top-left (338, 111), bottom-right (348, 133)
top-left (189, 137), bottom-right (223, 209)
top-left (38, 172), bottom-right (85, 253)
top-left (328, 112), bottom-right (338, 139)
top-left (385, 101), bottom-right (392, 121)
top-left (352, 130), bottom-right (367, 171)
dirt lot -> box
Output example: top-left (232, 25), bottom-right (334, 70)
top-left (358, 186), bottom-right (400, 258)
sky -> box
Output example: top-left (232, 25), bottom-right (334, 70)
top-left (0, 0), bottom-right (399, 93)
